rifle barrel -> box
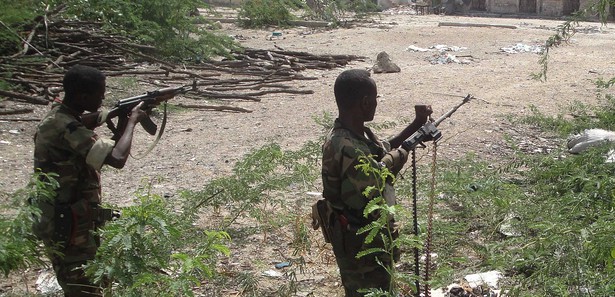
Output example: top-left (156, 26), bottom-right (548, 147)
top-left (433, 94), bottom-right (473, 127)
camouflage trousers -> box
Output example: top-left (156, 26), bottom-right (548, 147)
top-left (32, 199), bottom-right (102, 297)
top-left (330, 218), bottom-right (398, 297)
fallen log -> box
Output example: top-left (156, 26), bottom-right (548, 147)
top-left (0, 90), bottom-right (49, 105)
top-left (0, 108), bottom-right (34, 116)
top-left (176, 103), bottom-right (252, 113)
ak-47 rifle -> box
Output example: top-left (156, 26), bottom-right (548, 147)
top-left (104, 81), bottom-right (197, 140)
top-left (401, 94), bottom-right (473, 151)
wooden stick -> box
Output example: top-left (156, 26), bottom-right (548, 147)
top-left (0, 108), bottom-right (34, 115)
top-left (0, 90), bottom-right (49, 105)
top-left (176, 103), bottom-right (252, 113)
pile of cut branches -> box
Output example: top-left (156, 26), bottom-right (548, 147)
top-left (0, 10), bottom-right (365, 115)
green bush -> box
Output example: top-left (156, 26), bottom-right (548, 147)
top-left (0, 0), bottom-right (46, 56)
top-left (237, 0), bottom-right (299, 28)
top-left (85, 186), bottom-right (230, 296)
top-left (0, 171), bottom-right (58, 277)
top-left (47, 0), bottom-right (239, 61)
top-left (303, 0), bottom-right (380, 24)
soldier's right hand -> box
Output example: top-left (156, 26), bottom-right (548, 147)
top-left (414, 105), bottom-right (433, 124)
top-left (129, 102), bottom-right (148, 123)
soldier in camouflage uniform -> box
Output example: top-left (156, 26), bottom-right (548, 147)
top-left (31, 65), bottom-right (147, 297)
top-left (320, 69), bottom-right (432, 296)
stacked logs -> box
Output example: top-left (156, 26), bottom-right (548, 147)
top-left (0, 14), bottom-right (365, 115)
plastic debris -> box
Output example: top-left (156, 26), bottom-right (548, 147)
top-left (36, 269), bottom-right (63, 295)
top-left (407, 44), bottom-right (468, 53)
top-left (464, 270), bottom-right (503, 289)
top-left (427, 52), bottom-right (471, 65)
top-left (432, 44), bottom-right (467, 52)
top-left (500, 43), bottom-right (544, 54)
top-left (262, 269), bottom-right (283, 278)
top-left (275, 261), bottom-right (291, 269)
top-left (406, 45), bottom-right (431, 52)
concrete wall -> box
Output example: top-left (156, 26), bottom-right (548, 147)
top-left (487, 0), bottom-right (519, 13)
top-left (539, 0), bottom-right (563, 16)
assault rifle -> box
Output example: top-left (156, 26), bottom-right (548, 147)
top-left (401, 94), bottom-right (473, 151)
top-left (105, 81), bottom-right (197, 140)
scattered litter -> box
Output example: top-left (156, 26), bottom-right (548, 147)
top-left (0, 140), bottom-right (11, 145)
top-left (432, 282), bottom-right (502, 297)
top-left (262, 269), bottom-right (283, 278)
top-left (567, 128), bottom-right (615, 162)
top-left (268, 31), bottom-right (284, 41)
top-left (500, 43), bottom-right (544, 54)
top-left (306, 191), bottom-right (322, 197)
top-left (275, 261), bottom-right (291, 269)
top-left (427, 52), bottom-right (472, 65)
top-left (432, 44), bottom-right (467, 52)
top-left (407, 44), bottom-right (472, 64)
top-left (567, 128), bottom-right (615, 154)
top-left (464, 270), bottom-right (503, 289)
top-left (36, 269), bottom-right (63, 295)
top-left (406, 44), bottom-right (467, 52)
top-left (8, 129), bottom-right (20, 135)
top-left (406, 45), bottom-right (431, 52)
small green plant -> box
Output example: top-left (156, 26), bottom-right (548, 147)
top-left (354, 153), bottom-right (422, 296)
top-left (45, 0), bottom-right (239, 61)
top-left (85, 184), bottom-right (230, 296)
top-left (0, 171), bottom-right (58, 277)
top-left (237, 0), bottom-right (300, 28)
top-left (0, 0), bottom-right (45, 56)
top-left (303, 0), bottom-right (380, 24)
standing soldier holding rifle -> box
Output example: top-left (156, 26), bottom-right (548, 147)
top-left (317, 69), bottom-right (432, 296)
top-left (30, 64), bottom-right (147, 296)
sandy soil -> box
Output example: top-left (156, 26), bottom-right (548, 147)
top-left (1, 8), bottom-right (614, 296)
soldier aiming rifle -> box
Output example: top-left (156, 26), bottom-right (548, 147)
top-left (30, 64), bottom-right (194, 297)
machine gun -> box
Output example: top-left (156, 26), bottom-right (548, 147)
top-left (401, 94), bottom-right (473, 151)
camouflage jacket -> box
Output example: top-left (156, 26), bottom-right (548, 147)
top-left (33, 103), bottom-right (115, 205)
top-left (321, 119), bottom-right (397, 222)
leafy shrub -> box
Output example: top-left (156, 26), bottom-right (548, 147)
top-left (0, 0), bottom-right (46, 56)
top-left (0, 171), bottom-right (58, 277)
top-left (85, 186), bottom-right (230, 296)
top-left (237, 0), bottom-right (299, 28)
top-left (303, 0), bottom-right (380, 24)
top-left (47, 0), bottom-right (239, 61)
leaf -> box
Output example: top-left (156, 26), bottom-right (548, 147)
top-left (356, 247), bottom-right (386, 259)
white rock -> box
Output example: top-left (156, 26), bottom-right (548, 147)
top-left (262, 269), bottom-right (283, 278)
top-left (35, 269), bottom-right (63, 295)
top-left (464, 270), bottom-right (503, 289)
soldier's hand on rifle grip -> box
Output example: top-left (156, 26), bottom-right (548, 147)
top-left (129, 102), bottom-right (148, 124)
top-left (414, 105), bottom-right (433, 124)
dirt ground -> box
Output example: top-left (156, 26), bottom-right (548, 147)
top-left (1, 7), bottom-right (614, 296)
